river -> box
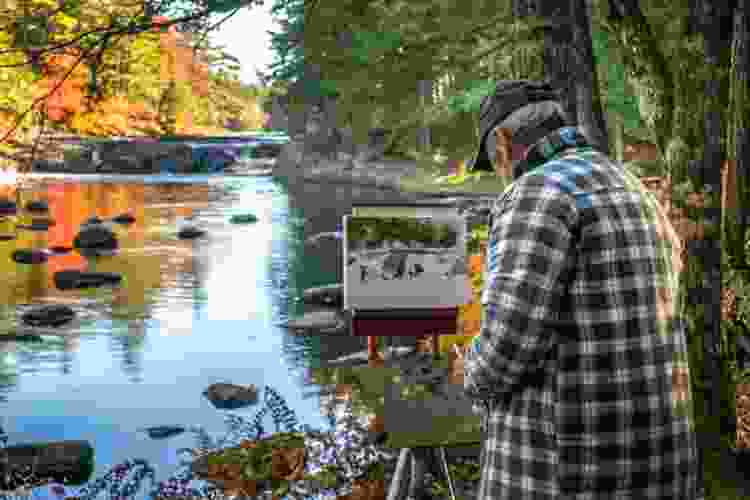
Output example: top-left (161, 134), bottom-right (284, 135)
top-left (0, 167), bottom-right (432, 500)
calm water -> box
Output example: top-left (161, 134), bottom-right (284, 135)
top-left (0, 170), bottom-right (430, 500)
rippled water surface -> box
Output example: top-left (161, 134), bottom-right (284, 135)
top-left (0, 173), bottom-right (338, 498)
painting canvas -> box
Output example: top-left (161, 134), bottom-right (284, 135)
top-left (343, 205), bottom-right (471, 310)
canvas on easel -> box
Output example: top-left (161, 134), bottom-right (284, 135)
top-left (343, 204), bottom-right (471, 311)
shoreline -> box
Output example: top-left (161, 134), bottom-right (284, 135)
top-left (275, 158), bottom-right (502, 201)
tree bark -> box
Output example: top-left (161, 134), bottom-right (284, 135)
top-left (606, 0), bottom-right (674, 158)
top-left (416, 79), bottom-right (433, 153)
top-left (696, 0), bottom-right (737, 461)
top-left (569, 0), bottom-right (610, 154)
top-left (539, 0), bottom-right (578, 123)
top-left (731, 0), bottom-right (749, 267)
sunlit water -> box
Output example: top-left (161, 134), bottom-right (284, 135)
top-left (0, 172), bottom-right (337, 499)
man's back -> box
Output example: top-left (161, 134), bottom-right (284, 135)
top-left (467, 132), bottom-right (702, 500)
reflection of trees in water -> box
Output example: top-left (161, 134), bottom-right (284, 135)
top-left (109, 319), bottom-right (146, 383)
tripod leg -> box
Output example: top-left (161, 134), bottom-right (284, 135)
top-left (387, 448), bottom-right (412, 500)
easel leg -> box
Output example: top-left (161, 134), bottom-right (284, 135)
top-left (368, 336), bottom-right (379, 360)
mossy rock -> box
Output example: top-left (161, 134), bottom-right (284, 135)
top-left (229, 213), bottom-right (258, 224)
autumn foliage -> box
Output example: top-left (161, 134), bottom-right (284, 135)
top-left (34, 51), bottom-right (88, 122)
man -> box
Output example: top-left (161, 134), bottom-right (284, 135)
top-left (456, 80), bottom-right (703, 499)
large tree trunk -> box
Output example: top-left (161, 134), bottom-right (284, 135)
top-left (695, 0), bottom-right (737, 461)
top-left (730, 0), bottom-right (750, 270)
top-left (539, 0), bottom-right (578, 124)
top-left (569, 0), bottom-right (610, 154)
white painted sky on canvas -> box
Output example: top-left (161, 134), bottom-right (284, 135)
top-left (208, 3), bottom-right (280, 85)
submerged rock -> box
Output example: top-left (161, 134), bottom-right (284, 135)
top-left (74, 224), bottom-right (118, 252)
top-left (83, 216), bottom-right (104, 226)
top-left (229, 213), bottom-right (258, 224)
top-left (178, 226), bottom-right (206, 240)
top-left (0, 199), bottom-right (16, 215)
top-left (48, 245), bottom-right (72, 254)
top-left (53, 270), bottom-right (122, 290)
top-left (111, 213), bottom-right (135, 224)
top-left (12, 249), bottom-right (48, 264)
top-left (17, 218), bottom-right (55, 231)
top-left (302, 284), bottom-right (343, 308)
top-left (25, 200), bottom-right (49, 213)
top-left (21, 305), bottom-right (75, 327)
top-left (203, 383), bottom-right (259, 410)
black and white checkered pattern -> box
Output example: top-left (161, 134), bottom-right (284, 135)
top-left (464, 127), bottom-right (703, 500)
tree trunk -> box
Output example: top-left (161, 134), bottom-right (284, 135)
top-left (540, 0), bottom-right (578, 123)
top-left (416, 79), bottom-right (432, 153)
top-left (606, 0), bottom-right (674, 158)
top-left (730, 0), bottom-right (750, 269)
top-left (569, 0), bottom-right (610, 154)
top-left (696, 0), bottom-right (737, 465)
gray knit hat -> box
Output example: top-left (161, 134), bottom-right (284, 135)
top-left (469, 80), bottom-right (566, 173)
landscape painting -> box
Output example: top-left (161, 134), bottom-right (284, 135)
top-left (343, 206), bottom-right (471, 310)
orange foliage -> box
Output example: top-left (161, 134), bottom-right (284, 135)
top-left (34, 50), bottom-right (88, 122)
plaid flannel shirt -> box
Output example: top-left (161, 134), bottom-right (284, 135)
top-left (464, 126), bottom-right (703, 499)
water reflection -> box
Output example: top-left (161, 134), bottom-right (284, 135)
top-left (0, 175), bottom-right (331, 496)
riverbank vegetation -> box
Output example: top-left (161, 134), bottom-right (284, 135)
top-left (0, 0), bottom-right (271, 172)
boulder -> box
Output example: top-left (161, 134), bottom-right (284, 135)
top-left (73, 224), bottom-right (118, 252)
top-left (12, 249), bottom-right (48, 264)
top-left (111, 213), bottom-right (135, 224)
top-left (53, 270), bottom-right (122, 291)
top-left (0, 198), bottom-right (17, 216)
top-left (0, 440), bottom-right (94, 489)
top-left (21, 305), bottom-right (75, 327)
top-left (202, 383), bottom-right (259, 410)
top-left (178, 226), bottom-right (206, 239)
top-left (98, 141), bottom-right (194, 174)
top-left (302, 284), bottom-right (343, 308)
top-left (25, 200), bottom-right (48, 213)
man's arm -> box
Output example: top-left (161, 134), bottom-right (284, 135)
top-left (463, 177), bottom-right (577, 405)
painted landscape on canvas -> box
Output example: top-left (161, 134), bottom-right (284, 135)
top-left (343, 213), bottom-right (471, 310)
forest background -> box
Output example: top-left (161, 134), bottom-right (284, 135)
top-left (0, 0), bottom-right (274, 172)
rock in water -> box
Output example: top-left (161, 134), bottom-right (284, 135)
top-left (203, 383), bottom-right (259, 410)
top-left (229, 213), bottom-right (258, 224)
top-left (302, 284), bottom-right (343, 308)
top-left (83, 216), bottom-right (103, 226)
top-left (178, 226), bottom-right (206, 240)
top-left (25, 200), bottom-right (49, 213)
top-left (21, 305), bottom-right (75, 327)
top-left (17, 218), bottom-right (55, 231)
top-left (48, 245), bottom-right (72, 254)
top-left (0, 440), bottom-right (94, 489)
top-left (111, 213), bottom-right (135, 224)
top-left (53, 270), bottom-right (122, 290)
top-left (12, 249), bottom-right (48, 264)
top-left (74, 225), bottom-right (118, 251)
top-left (280, 310), bottom-right (346, 334)
top-left (0, 199), bottom-right (16, 215)
top-left (137, 425), bottom-right (186, 440)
